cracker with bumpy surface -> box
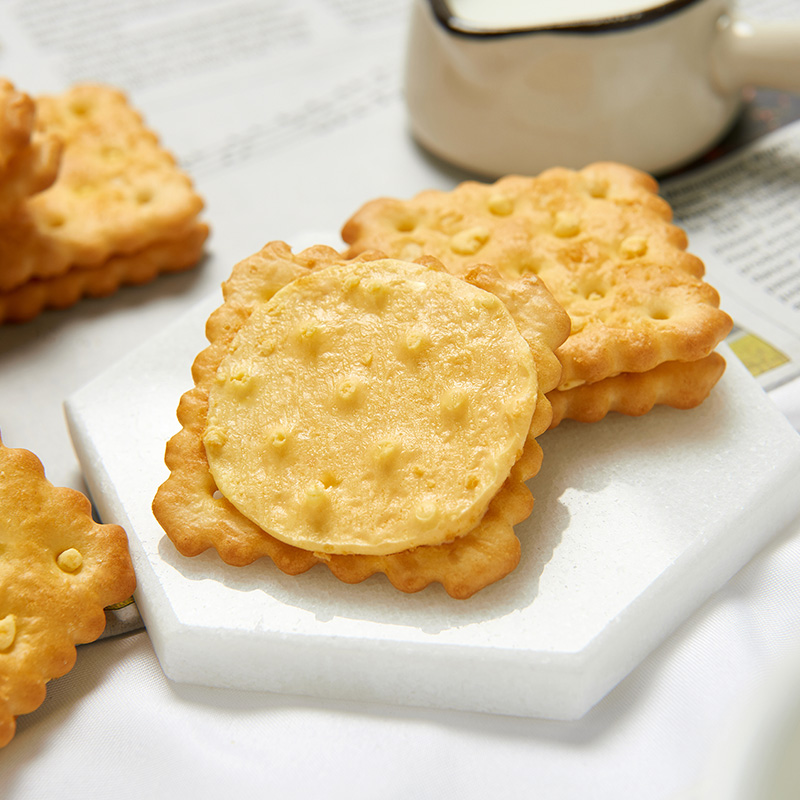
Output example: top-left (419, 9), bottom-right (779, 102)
top-left (0, 434), bottom-right (136, 748)
top-left (0, 220), bottom-right (209, 324)
top-left (0, 79), bottom-right (32, 167)
top-left (0, 79), bottom-right (62, 220)
top-left (153, 242), bottom-right (569, 598)
top-left (205, 258), bottom-right (537, 555)
top-left (548, 353), bottom-right (727, 427)
top-left (0, 83), bottom-right (205, 292)
top-left (341, 162), bottom-right (733, 395)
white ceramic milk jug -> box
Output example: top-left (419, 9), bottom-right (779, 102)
top-left (405, 0), bottom-right (800, 176)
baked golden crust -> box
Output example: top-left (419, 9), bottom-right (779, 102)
top-left (0, 83), bottom-right (205, 293)
top-left (547, 352), bottom-right (727, 427)
top-left (0, 79), bottom-right (33, 167)
top-left (153, 241), bottom-right (569, 597)
top-left (0, 79), bottom-right (62, 220)
top-left (0, 434), bottom-right (136, 747)
top-left (205, 257), bottom-right (538, 555)
top-left (341, 162), bottom-right (733, 391)
top-left (0, 220), bottom-right (209, 324)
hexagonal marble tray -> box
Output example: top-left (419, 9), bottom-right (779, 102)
top-left (65, 292), bottom-right (800, 720)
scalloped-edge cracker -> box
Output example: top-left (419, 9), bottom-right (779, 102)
top-left (0, 220), bottom-right (208, 324)
top-left (0, 79), bottom-right (33, 167)
top-left (205, 258), bottom-right (538, 555)
top-left (0, 433), bottom-right (136, 748)
top-left (153, 241), bottom-right (569, 598)
top-left (341, 161), bottom-right (733, 393)
top-left (548, 352), bottom-right (727, 427)
top-left (0, 79), bottom-right (62, 220)
top-left (0, 83), bottom-right (205, 292)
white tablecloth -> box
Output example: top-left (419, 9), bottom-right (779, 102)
top-left (3, 419), bottom-right (799, 798)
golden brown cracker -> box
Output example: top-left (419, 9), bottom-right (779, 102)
top-left (1, 83), bottom-right (205, 292)
top-left (205, 258), bottom-right (538, 555)
top-left (0, 220), bottom-right (208, 324)
top-left (458, 262), bottom-right (570, 403)
top-left (0, 433), bottom-right (136, 747)
top-left (547, 352), bottom-right (727, 427)
top-left (0, 79), bottom-right (62, 219)
top-left (154, 242), bottom-right (568, 597)
top-left (0, 79), bottom-right (37, 168)
top-left (323, 422), bottom-right (544, 598)
top-left (341, 162), bottom-right (733, 390)
top-left (0, 133), bottom-right (62, 219)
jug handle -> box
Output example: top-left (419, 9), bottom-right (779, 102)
top-left (713, 13), bottom-right (800, 93)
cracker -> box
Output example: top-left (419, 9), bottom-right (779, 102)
top-left (0, 83), bottom-right (205, 292)
top-left (547, 352), bottom-right (727, 427)
top-left (153, 242), bottom-right (569, 597)
top-left (205, 258), bottom-right (537, 555)
top-left (456, 261), bottom-right (569, 402)
top-left (323, 425), bottom-right (542, 597)
top-left (0, 220), bottom-right (209, 324)
top-left (0, 433), bottom-right (136, 747)
top-left (0, 79), bottom-right (62, 219)
top-left (0, 79), bottom-right (40, 169)
top-left (341, 162), bottom-right (733, 390)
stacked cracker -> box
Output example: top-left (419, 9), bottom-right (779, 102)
top-left (0, 79), bottom-right (62, 219)
top-left (342, 162), bottom-right (733, 426)
top-left (0, 81), bottom-right (208, 323)
top-left (153, 242), bottom-right (570, 598)
top-left (0, 433), bottom-right (136, 747)
top-left (154, 164), bottom-right (733, 598)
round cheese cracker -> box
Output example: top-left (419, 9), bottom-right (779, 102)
top-left (204, 258), bottom-right (537, 556)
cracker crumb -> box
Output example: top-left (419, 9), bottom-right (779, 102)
top-left (336, 375), bottom-right (363, 403)
top-left (488, 194), bottom-right (514, 216)
top-left (554, 211), bottom-right (580, 238)
top-left (450, 226), bottom-right (489, 255)
top-left (415, 501), bottom-right (439, 525)
top-left (0, 615), bottom-right (16, 651)
top-left (404, 328), bottom-right (430, 353)
top-left (269, 428), bottom-right (289, 450)
top-left (620, 235), bottom-right (648, 258)
top-left (441, 389), bottom-right (468, 416)
top-left (374, 439), bottom-right (400, 465)
top-left (586, 176), bottom-right (609, 197)
top-left (56, 548), bottom-right (83, 573)
top-left (203, 426), bottom-right (228, 449)
top-left (304, 481), bottom-right (328, 510)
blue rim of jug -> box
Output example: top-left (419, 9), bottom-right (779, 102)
top-left (428, 0), bottom-right (703, 36)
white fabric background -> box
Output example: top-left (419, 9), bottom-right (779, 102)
top-left (3, 426), bottom-right (800, 799)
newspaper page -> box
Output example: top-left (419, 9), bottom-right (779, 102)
top-left (0, 0), bottom-right (423, 256)
top-left (662, 121), bottom-right (800, 391)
